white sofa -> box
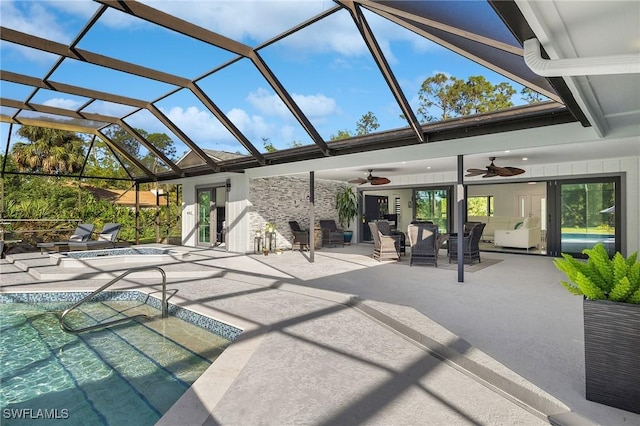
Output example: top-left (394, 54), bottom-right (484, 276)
top-left (494, 216), bottom-right (542, 249)
top-left (467, 216), bottom-right (527, 242)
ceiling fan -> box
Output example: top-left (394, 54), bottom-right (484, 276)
top-left (348, 169), bottom-right (391, 185)
top-left (466, 157), bottom-right (525, 178)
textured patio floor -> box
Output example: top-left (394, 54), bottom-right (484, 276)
top-left (2, 244), bottom-right (638, 425)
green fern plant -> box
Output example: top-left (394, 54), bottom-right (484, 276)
top-left (554, 243), bottom-right (640, 304)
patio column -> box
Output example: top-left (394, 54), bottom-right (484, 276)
top-left (309, 171), bottom-right (315, 263)
top-left (457, 155), bottom-right (465, 283)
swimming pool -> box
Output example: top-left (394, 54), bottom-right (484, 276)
top-left (561, 233), bottom-right (615, 255)
top-left (51, 247), bottom-right (188, 268)
top-left (0, 291), bottom-right (241, 425)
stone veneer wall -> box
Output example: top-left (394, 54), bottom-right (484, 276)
top-left (249, 176), bottom-right (346, 252)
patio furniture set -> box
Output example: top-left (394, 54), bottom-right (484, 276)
top-left (290, 218), bottom-right (485, 268)
top-left (370, 221), bottom-right (486, 267)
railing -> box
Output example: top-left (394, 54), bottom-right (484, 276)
top-left (59, 266), bottom-right (168, 334)
top-left (0, 218), bottom-right (82, 242)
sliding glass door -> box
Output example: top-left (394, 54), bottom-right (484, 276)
top-left (197, 188), bottom-right (215, 246)
top-left (547, 177), bottom-right (620, 258)
top-left (413, 187), bottom-right (452, 233)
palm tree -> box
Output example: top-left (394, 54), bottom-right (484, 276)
top-left (12, 126), bottom-right (86, 174)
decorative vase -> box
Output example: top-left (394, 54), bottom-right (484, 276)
top-left (343, 230), bottom-right (353, 244)
top-left (583, 299), bottom-right (640, 414)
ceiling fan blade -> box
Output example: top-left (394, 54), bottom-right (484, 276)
top-left (465, 168), bottom-right (488, 177)
top-left (370, 177), bottom-right (390, 185)
top-left (482, 171), bottom-right (498, 178)
top-left (493, 166), bottom-right (516, 176)
top-left (348, 178), bottom-right (367, 184)
top-left (503, 167), bottom-right (525, 176)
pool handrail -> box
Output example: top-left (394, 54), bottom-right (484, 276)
top-left (59, 266), bottom-right (167, 334)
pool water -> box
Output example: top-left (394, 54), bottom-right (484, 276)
top-left (0, 300), bottom-right (231, 425)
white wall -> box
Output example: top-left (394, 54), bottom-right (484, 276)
top-left (177, 173), bottom-right (248, 253)
top-left (467, 182), bottom-right (546, 217)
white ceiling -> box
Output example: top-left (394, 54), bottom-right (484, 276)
top-left (300, 1), bottom-right (640, 184)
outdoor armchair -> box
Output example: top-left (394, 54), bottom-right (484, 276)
top-left (407, 223), bottom-right (439, 267)
top-left (369, 222), bottom-right (400, 261)
top-left (376, 220), bottom-right (406, 255)
top-left (288, 221), bottom-right (310, 251)
top-left (448, 222), bottom-right (486, 265)
top-left (319, 220), bottom-right (344, 248)
top-left (37, 223), bottom-right (95, 253)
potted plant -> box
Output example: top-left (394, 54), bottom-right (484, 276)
top-left (554, 243), bottom-right (640, 414)
top-left (335, 185), bottom-right (358, 244)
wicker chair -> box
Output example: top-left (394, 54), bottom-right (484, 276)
top-left (288, 221), bottom-right (309, 251)
top-left (319, 220), bottom-right (344, 248)
top-left (407, 223), bottom-right (439, 267)
top-left (375, 220), bottom-right (406, 255)
top-left (448, 222), bottom-right (486, 264)
top-left (369, 222), bottom-right (400, 261)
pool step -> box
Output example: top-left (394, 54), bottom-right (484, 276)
top-left (3, 302), bottom-right (218, 426)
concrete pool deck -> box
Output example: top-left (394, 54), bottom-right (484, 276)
top-left (1, 244), bottom-right (638, 425)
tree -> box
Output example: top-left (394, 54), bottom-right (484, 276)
top-left (521, 87), bottom-right (546, 104)
top-left (11, 126), bottom-right (85, 174)
top-left (329, 130), bottom-right (353, 141)
top-left (142, 132), bottom-right (176, 174)
top-left (417, 73), bottom-right (460, 122)
top-left (103, 126), bottom-right (140, 157)
top-left (416, 73), bottom-right (517, 123)
top-left (356, 111), bottom-right (379, 135)
top-left (262, 137), bottom-right (277, 152)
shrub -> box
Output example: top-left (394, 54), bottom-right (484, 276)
top-left (554, 243), bottom-right (640, 304)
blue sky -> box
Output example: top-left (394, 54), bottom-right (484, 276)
top-left (0, 0), bottom-right (528, 160)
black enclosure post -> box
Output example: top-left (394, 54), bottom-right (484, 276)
top-left (309, 171), bottom-right (315, 263)
top-left (457, 155), bottom-right (465, 283)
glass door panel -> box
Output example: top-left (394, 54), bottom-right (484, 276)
top-left (413, 188), bottom-right (450, 233)
top-left (197, 188), bottom-right (213, 246)
top-left (551, 179), bottom-right (618, 257)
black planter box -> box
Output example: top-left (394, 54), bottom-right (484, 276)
top-left (583, 299), bottom-right (640, 414)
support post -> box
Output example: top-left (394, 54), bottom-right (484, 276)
top-left (135, 182), bottom-right (140, 245)
top-left (309, 171), bottom-right (315, 263)
top-left (457, 155), bottom-right (465, 283)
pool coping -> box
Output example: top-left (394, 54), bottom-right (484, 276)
top-left (49, 247), bottom-right (190, 269)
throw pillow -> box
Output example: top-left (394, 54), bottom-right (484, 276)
top-left (514, 222), bottom-right (523, 229)
top-left (69, 234), bottom-right (83, 241)
top-left (98, 233), bottom-right (113, 241)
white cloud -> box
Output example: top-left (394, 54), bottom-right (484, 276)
top-left (227, 108), bottom-right (273, 141)
top-left (43, 97), bottom-right (82, 110)
top-left (247, 88), bottom-right (338, 120)
top-left (165, 106), bottom-right (231, 142)
top-left (246, 88), bottom-right (289, 118)
top-left (292, 93), bottom-right (337, 118)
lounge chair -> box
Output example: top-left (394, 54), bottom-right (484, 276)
top-left (37, 223), bottom-right (95, 253)
top-left (68, 223), bottom-right (130, 251)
